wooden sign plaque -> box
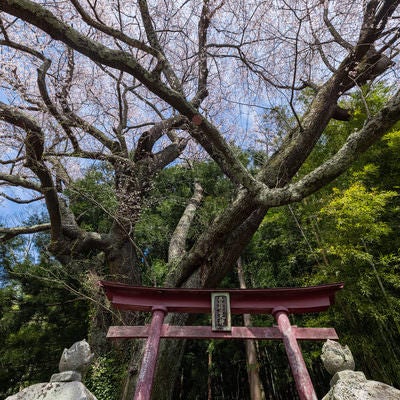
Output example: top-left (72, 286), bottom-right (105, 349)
top-left (211, 292), bottom-right (231, 331)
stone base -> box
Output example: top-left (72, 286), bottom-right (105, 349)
top-left (323, 371), bottom-right (400, 400)
top-left (50, 371), bottom-right (82, 382)
top-left (5, 381), bottom-right (97, 400)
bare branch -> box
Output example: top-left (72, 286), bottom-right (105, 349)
top-left (0, 37), bottom-right (46, 60)
top-left (0, 223), bottom-right (51, 242)
top-left (379, 27), bottom-right (400, 53)
top-left (322, 0), bottom-right (353, 51)
top-left (0, 0), bottom-right (261, 192)
top-left (207, 44), bottom-right (308, 91)
top-left (137, 0), bottom-right (183, 92)
top-left (113, 72), bottom-right (129, 155)
top-left (37, 58), bottom-right (81, 152)
top-left (307, 11), bottom-right (336, 73)
top-left (69, 0), bottom-right (158, 56)
top-left (289, 18), bottom-right (304, 130)
top-left (0, 192), bottom-right (44, 204)
top-left (192, 0), bottom-right (211, 107)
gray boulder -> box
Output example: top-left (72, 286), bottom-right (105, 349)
top-left (5, 340), bottom-right (97, 400)
top-left (59, 339), bottom-right (94, 374)
top-left (321, 340), bottom-right (400, 400)
top-left (321, 339), bottom-right (355, 375)
top-left (322, 370), bottom-right (400, 400)
top-left (6, 382), bottom-right (97, 400)
top-left (50, 371), bottom-right (82, 383)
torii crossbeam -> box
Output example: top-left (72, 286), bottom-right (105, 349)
top-left (100, 281), bottom-right (343, 400)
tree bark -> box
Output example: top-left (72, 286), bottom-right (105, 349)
top-left (121, 182), bottom-right (204, 399)
top-left (237, 257), bottom-right (266, 400)
top-left (207, 344), bottom-right (213, 400)
top-left (168, 181), bottom-right (204, 263)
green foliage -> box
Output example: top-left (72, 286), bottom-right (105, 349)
top-left (86, 355), bottom-right (126, 400)
top-left (66, 165), bottom-right (117, 233)
top-left (320, 182), bottom-right (396, 252)
top-left (135, 161), bottom-right (233, 285)
top-left (241, 84), bottom-right (400, 394)
top-left (305, 180), bottom-right (400, 386)
top-left (0, 257), bottom-right (88, 397)
top-left (245, 206), bottom-right (310, 287)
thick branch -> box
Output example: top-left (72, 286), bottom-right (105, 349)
top-left (192, 0), bottom-right (211, 107)
top-left (169, 1), bottom-right (400, 287)
top-left (0, 192), bottom-right (44, 204)
top-left (258, 17), bottom-right (396, 190)
top-left (165, 188), bottom-right (258, 287)
top-left (134, 116), bottom-right (185, 162)
top-left (0, 223), bottom-right (51, 242)
top-left (202, 205), bottom-right (266, 288)
top-left (0, 0), bottom-right (168, 100)
top-left (0, 101), bottom-right (62, 239)
top-left (168, 181), bottom-right (204, 263)
top-left (57, 47), bottom-right (74, 106)
top-left (355, 1), bottom-right (400, 60)
top-left (0, 172), bottom-right (41, 192)
top-left (137, 0), bottom-right (183, 92)
top-left (258, 87), bottom-right (400, 206)
top-left (151, 139), bottom-right (188, 171)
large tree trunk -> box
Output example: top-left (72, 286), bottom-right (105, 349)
top-left (121, 182), bottom-right (204, 400)
top-left (149, 314), bottom-right (190, 400)
top-left (106, 238), bottom-right (141, 284)
top-left (237, 258), bottom-right (266, 400)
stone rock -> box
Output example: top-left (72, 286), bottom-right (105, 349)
top-left (5, 340), bottom-right (97, 400)
top-left (321, 339), bottom-right (355, 375)
top-left (59, 339), bottom-right (94, 374)
top-left (50, 371), bottom-right (82, 382)
top-left (321, 341), bottom-right (400, 400)
top-left (5, 382), bottom-right (97, 400)
top-left (322, 374), bottom-right (400, 400)
top-left (330, 370), bottom-right (366, 387)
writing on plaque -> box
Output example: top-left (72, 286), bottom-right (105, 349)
top-left (211, 293), bottom-right (231, 331)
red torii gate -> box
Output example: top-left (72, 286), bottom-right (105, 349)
top-left (100, 281), bottom-right (343, 400)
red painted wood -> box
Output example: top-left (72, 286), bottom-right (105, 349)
top-left (134, 307), bottom-right (166, 400)
top-left (107, 325), bottom-right (339, 341)
top-left (294, 327), bottom-right (339, 340)
top-left (273, 308), bottom-right (317, 400)
top-left (99, 281), bottom-right (343, 314)
top-left (101, 282), bottom-right (343, 400)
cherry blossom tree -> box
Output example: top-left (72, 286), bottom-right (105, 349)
top-left (1, 0), bottom-right (400, 398)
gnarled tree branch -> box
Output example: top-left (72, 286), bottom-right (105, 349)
top-left (0, 223), bottom-right (51, 242)
top-left (168, 181), bottom-right (204, 264)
